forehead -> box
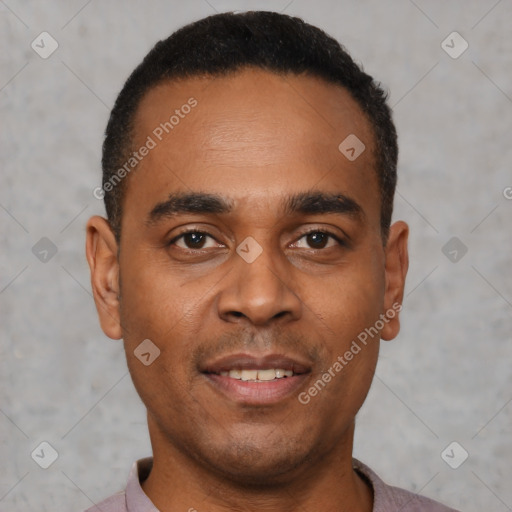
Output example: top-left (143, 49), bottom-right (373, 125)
top-left (133, 67), bottom-right (373, 152)
top-left (123, 68), bottom-right (379, 226)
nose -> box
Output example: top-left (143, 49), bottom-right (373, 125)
top-left (216, 245), bottom-right (302, 326)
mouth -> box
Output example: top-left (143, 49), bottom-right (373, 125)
top-left (200, 353), bottom-right (312, 405)
top-left (217, 368), bottom-right (295, 381)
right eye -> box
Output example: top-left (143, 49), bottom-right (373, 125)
top-left (169, 230), bottom-right (224, 250)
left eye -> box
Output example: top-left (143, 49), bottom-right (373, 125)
top-left (293, 231), bottom-right (341, 249)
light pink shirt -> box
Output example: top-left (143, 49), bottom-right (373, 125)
top-left (84, 457), bottom-right (460, 512)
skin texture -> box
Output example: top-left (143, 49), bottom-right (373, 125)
top-left (86, 68), bottom-right (409, 512)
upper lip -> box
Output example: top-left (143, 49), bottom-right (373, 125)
top-left (200, 353), bottom-right (312, 375)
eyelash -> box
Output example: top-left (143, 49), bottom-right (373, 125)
top-left (168, 228), bottom-right (346, 250)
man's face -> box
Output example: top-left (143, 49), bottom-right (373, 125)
top-left (88, 68), bottom-right (408, 484)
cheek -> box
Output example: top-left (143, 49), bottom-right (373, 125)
top-left (126, 352), bottom-right (198, 443)
top-left (120, 287), bottom-right (194, 424)
top-left (118, 253), bottom-right (210, 391)
top-left (311, 255), bottom-right (385, 336)
top-left (304, 281), bottom-right (381, 422)
top-left (119, 253), bottom-right (187, 331)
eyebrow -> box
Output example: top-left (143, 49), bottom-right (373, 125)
top-left (146, 190), bottom-right (364, 226)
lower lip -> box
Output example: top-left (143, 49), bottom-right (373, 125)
top-left (204, 373), bottom-right (309, 405)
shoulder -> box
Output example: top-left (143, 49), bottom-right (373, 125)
top-left (83, 491), bottom-right (127, 512)
top-left (353, 459), bottom-right (461, 512)
top-left (379, 483), bottom-right (460, 511)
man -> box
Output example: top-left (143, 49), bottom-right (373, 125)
top-left (85, 11), bottom-right (459, 512)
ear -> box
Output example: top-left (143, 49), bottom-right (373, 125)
top-left (85, 216), bottom-right (122, 340)
top-left (381, 220), bottom-right (409, 341)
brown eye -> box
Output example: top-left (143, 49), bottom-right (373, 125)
top-left (182, 232), bottom-right (207, 248)
top-left (171, 231), bottom-right (220, 250)
top-left (293, 230), bottom-right (342, 250)
top-left (306, 232), bottom-right (329, 248)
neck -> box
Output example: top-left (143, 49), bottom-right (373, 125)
top-left (141, 417), bottom-right (373, 512)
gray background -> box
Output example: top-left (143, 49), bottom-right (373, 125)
top-left (1, 0), bottom-right (511, 510)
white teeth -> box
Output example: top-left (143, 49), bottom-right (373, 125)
top-left (240, 369), bottom-right (258, 381)
top-left (221, 368), bottom-right (293, 381)
top-left (257, 369), bottom-right (277, 381)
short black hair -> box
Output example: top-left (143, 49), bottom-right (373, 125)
top-left (102, 10), bottom-right (397, 242)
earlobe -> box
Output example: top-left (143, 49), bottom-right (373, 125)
top-left (381, 221), bottom-right (409, 341)
top-left (85, 216), bottom-right (123, 340)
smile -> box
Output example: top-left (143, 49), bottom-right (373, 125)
top-left (200, 353), bottom-right (312, 405)
top-left (218, 368), bottom-right (294, 381)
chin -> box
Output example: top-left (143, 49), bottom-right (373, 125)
top-left (192, 434), bottom-right (317, 487)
